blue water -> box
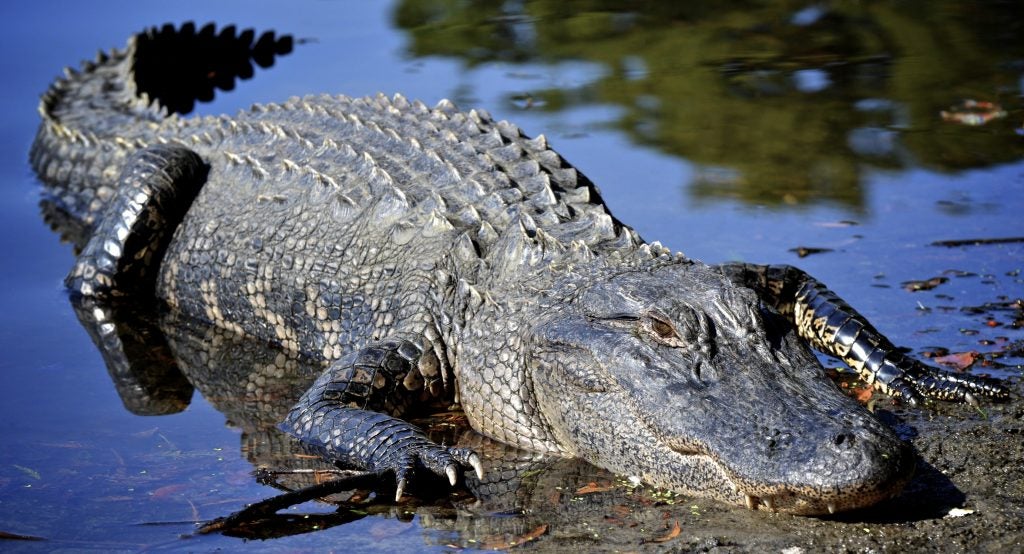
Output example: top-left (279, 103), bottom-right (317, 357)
top-left (0, 1), bottom-right (1021, 551)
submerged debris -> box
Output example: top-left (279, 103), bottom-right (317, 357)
top-left (940, 100), bottom-right (1006, 126)
top-left (932, 237), bottom-right (1024, 248)
top-left (902, 276), bottom-right (949, 292)
top-left (789, 246), bottom-right (833, 258)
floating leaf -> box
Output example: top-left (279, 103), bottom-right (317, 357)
top-left (901, 277), bottom-right (948, 292)
top-left (933, 351), bottom-right (980, 370)
top-left (789, 246), bottom-right (833, 258)
top-left (13, 465), bottom-right (40, 480)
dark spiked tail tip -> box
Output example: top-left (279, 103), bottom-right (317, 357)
top-left (132, 22), bottom-right (295, 115)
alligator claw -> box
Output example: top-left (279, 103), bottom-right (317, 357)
top-left (383, 442), bottom-right (483, 502)
top-left (446, 447), bottom-right (484, 481)
top-left (469, 452), bottom-right (484, 481)
top-left (395, 477), bottom-right (407, 502)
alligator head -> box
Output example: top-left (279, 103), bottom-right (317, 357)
top-left (527, 260), bottom-right (913, 516)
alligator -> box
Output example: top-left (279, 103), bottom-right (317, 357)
top-left (30, 23), bottom-right (1008, 517)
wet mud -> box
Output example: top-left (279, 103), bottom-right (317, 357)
top-left (412, 381), bottom-right (1023, 553)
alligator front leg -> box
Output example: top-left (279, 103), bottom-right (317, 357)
top-left (281, 337), bottom-right (483, 500)
top-left (717, 262), bottom-right (1009, 406)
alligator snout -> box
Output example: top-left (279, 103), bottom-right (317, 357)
top-left (728, 418), bottom-right (915, 515)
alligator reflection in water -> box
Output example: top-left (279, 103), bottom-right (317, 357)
top-left (393, 0), bottom-right (1024, 208)
top-left (69, 295), bottom-right (632, 545)
top-left (61, 293), bottom-right (984, 546)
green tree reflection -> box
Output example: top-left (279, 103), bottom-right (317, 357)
top-left (393, 0), bottom-right (1023, 209)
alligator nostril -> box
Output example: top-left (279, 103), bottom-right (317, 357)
top-left (833, 432), bottom-right (856, 449)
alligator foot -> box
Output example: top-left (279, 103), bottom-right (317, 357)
top-left (281, 338), bottom-right (483, 500)
top-left (284, 407), bottom-right (483, 501)
top-left (382, 439), bottom-right (483, 501)
top-left (717, 262), bottom-right (1010, 405)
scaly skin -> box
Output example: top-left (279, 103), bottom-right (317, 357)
top-left (31, 23), bottom-right (1008, 516)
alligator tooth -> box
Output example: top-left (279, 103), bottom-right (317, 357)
top-left (745, 494), bottom-right (759, 511)
top-left (762, 496), bottom-right (776, 512)
top-left (827, 502), bottom-right (837, 515)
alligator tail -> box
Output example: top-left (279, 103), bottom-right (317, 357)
top-left (131, 22), bottom-right (293, 116)
top-left (30, 23), bottom-right (293, 238)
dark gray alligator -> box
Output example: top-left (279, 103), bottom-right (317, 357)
top-left (31, 23), bottom-right (1008, 516)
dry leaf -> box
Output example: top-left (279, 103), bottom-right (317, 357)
top-left (150, 484), bottom-right (187, 499)
top-left (576, 481), bottom-right (616, 495)
top-left (649, 520), bottom-right (681, 543)
top-left (481, 524), bottom-right (548, 549)
top-left (853, 386), bottom-right (873, 404)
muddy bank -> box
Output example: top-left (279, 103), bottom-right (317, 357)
top-left (232, 374), bottom-right (1020, 552)
top-left (374, 378), bottom-right (1022, 552)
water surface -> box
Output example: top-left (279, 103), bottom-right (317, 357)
top-left (1, 1), bottom-right (1021, 551)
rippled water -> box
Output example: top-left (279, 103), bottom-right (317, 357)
top-left (1, 1), bottom-right (1021, 551)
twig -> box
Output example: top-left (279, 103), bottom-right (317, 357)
top-left (931, 237), bottom-right (1024, 247)
top-left (196, 470), bottom-right (385, 535)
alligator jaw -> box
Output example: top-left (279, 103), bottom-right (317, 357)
top-left (742, 493), bottom-right (830, 515)
top-left (663, 444), bottom-right (914, 516)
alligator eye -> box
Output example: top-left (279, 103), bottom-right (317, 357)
top-left (651, 319), bottom-right (675, 338)
top-left (646, 314), bottom-right (681, 344)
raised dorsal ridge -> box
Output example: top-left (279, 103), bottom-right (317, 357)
top-left (567, 240), bottom-right (595, 264)
top-left (329, 192), bottom-right (359, 220)
top-left (420, 209), bottom-right (455, 238)
top-left (453, 232), bottom-right (481, 264)
top-left (476, 220), bottom-right (499, 250)
top-left (367, 184), bottom-right (410, 224)
top-left (525, 133), bottom-right (548, 151)
top-left (434, 98), bottom-right (457, 112)
top-left (456, 278), bottom-right (485, 309)
top-left (418, 191), bottom-right (448, 215)
top-left (469, 108), bottom-right (492, 124)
